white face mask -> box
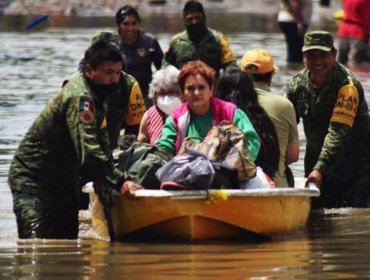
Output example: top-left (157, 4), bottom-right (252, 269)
top-left (156, 95), bottom-right (182, 115)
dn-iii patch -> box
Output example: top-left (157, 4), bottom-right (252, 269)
top-left (331, 84), bottom-right (358, 127)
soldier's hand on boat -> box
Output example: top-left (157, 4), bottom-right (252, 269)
top-left (120, 181), bottom-right (143, 198)
top-left (305, 170), bottom-right (322, 189)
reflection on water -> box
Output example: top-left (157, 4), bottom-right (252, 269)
top-left (1, 7), bottom-right (370, 279)
top-left (2, 219), bottom-right (370, 279)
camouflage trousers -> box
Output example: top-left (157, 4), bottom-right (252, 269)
top-left (11, 190), bottom-right (79, 239)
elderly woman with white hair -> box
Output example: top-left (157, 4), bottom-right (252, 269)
top-left (138, 65), bottom-right (183, 145)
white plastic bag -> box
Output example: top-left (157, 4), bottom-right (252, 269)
top-left (240, 167), bottom-right (275, 189)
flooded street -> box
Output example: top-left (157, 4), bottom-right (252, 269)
top-left (1, 3), bottom-right (370, 278)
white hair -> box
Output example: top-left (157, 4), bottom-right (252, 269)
top-left (148, 65), bottom-right (181, 99)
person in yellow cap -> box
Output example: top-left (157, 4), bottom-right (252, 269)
top-left (284, 31), bottom-right (370, 208)
top-left (240, 48), bottom-right (299, 187)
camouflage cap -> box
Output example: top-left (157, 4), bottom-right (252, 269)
top-left (302, 31), bottom-right (334, 52)
top-left (89, 31), bottom-right (121, 49)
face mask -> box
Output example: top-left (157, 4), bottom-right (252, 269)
top-left (185, 17), bottom-right (207, 43)
top-left (157, 95), bottom-right (182, 115)
top-left (87, 78), bottom-right (120, 101)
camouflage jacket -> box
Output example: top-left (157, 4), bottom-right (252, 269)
top-left (163, 28), bottom-right (237, 74)
top-left (284, 62), bottom-right (369, 178)
top-left (8, 72), bottom-right (125, 195)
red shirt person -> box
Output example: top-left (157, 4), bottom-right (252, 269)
top-left (337, 0), bottom-right (370, 66)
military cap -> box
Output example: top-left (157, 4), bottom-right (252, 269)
top-left (89, 31), bottom-right (120, 49)
top-left (302, 31), bottom-right (334, 52)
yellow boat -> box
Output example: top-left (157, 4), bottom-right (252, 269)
top-left (86, 179), bottom-right (320, 242)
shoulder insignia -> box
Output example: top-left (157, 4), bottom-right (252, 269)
top-left (80, 110), bottom-right (94, 124)
top-left (79, 98), bottom-right (94, 112)
top-left (331, 84), bottom-right (359, 127)
top-left (79, 98), bottom-right (95, 124)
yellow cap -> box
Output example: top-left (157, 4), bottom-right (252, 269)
top-left (240, 48), bottom-right (278, 74)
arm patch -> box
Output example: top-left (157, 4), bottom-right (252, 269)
top-left (330, 84), bottom-right (359, 127)
top-left (79, 97), bottom-right (95, 124)
top-left (126, 82), bottom-right (146, 125)
top-left (219, 34), bottom-right (236, 64)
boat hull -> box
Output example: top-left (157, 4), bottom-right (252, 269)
top-left (88, 183), bottom-right (319, 241)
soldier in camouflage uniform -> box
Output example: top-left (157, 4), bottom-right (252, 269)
top-left (80, 31), bottom-right (146, 150)
top-left (163, 0), bottom-right (237, 75)
top-left (8, 40), bottom-right (142, 239)
top-left (284, 31), bottom-right (370, 208)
